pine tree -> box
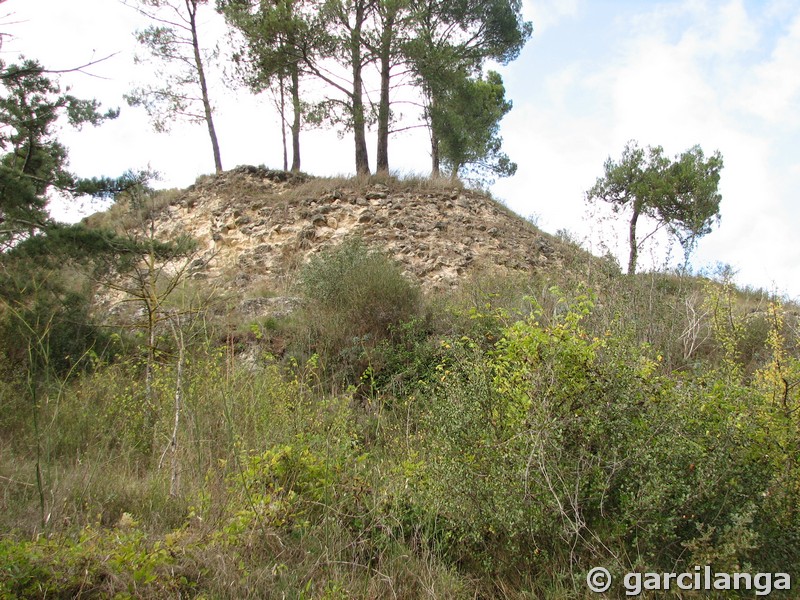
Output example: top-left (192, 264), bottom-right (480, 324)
top-left (125, 0), bottom-right (224, 173)
top-left (587, 141), bottom-right (724, 274)
top-left (0, 59), bottom-right (119, 248)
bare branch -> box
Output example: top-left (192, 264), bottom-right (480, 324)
top-left (120, 0), bottom-right (191, 33)
top-left (1, 53), bottom-right (120, 81)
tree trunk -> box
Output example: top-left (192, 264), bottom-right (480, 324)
top-left (290, 63), bottom-right (302, 172)
top-left (376, 6), bottom-right (396, 174)
top-left (188, 0), bottom-right (223, 174)
top-left (168, 317), bottom-right (185, 497)
top-left (628, 202), bottom-right (640, 275)
top-left (144, 249), bottom-right (157, 412)
top-left (146, 308), bottom-right (155, 408)
top-left (145, 251), bottom-right (159, 453)
top-left (425, 86), bottom-right (440, 177)
top-left (279, 76), bottom-right (288, 171)
top-left (351, 0), bottom-right (370, 175)
top-left (431, 130), bottom-right (440, 177)
top-left (450, 163), bottom-right (460, 182)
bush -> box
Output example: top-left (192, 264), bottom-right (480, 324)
top-left (0, 271), bottom-right (118, 380)
top-left (297, 238), bottom-right (421, 385)
top-left (407, 288), bottom-right (799, 595)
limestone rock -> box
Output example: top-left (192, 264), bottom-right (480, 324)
top-left (84, 167), bottom-right (578, 301)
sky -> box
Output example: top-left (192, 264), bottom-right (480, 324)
top-left (3, 0), bottom-right (799, 298)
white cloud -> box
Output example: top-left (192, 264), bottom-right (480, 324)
top-left (738, 11), bottom-right (800, 124)
top-left (494, 98), bottom-right (610, 234)
top-left (603, 41), bottom-right (722, 150)
top-left (524, 0), bottom-right (581, 34)
top-left (672, 0), bottom-right (760, 57)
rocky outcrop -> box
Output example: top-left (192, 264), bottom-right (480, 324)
top-left (92, 166), bottom-right (565, 298)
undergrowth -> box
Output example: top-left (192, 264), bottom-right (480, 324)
top-left (1, 239), bottom-right (798, 598)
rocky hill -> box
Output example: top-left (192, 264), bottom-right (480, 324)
top-left (86, 166), bottom-right (580, 307)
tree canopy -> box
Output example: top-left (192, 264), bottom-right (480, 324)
top-left (586, 141), bottom-right (724, 275)
top-left (218, 0), bottom-right (530, 178)
top-left (219, 0), bottom-right (313, 172)
top-left (405, 0), bottom-right (531, 177)
top-left (0, 59), bottom-right (120, 249)
top-left (432, 70), bottom-right (516, 185)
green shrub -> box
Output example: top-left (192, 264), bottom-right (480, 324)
top-left (407, 288), bottom-right (799, 594)
top-left (0, 525), bottom-right (194, 598)
top-left (0, 289), bottom-right (117, 380)
top-left (297, 237), bottom-right (421, 385)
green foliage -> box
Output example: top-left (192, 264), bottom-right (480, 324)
top-left (0, 179), bottom-right (192, 384)
top-left (0, 59), bottom-right (119, 248)
top-left (0, 522), bottom-right (194, 598)
top-left (220, 0), bottom-right (307, 89)
top-left (405, 0), bottom-right (530, 177)
top-left (0, 288), bottom-right (113, 378)
top-left (3, 228), bottom-right (800, 599)
top-left (405, 0), bottom-right (531, 76)
top-left (126, 5), bottom-right (212, 132)
top-left (432, 70), bottom-right (517, 185)
top-left (300, 238), bottom-right (419, 330)
top-left (219, 0), bottom-right (310, 171)
top-left (216, 444), bottom-right (339, 547)
top-left (297, 237), bottom-right (420, 384)
top-left (408, 287), bottom-right (799, 593)
top-left (0, 258), bottom-right (120, 382)
top-left (587, 140), bottom-right (724, 274)
top-left (217, 0), bottom-right (530, 176)
top-left (364, 316), bottom-right (443, 398)
top-left (126, 0), bottom-right (223, 171)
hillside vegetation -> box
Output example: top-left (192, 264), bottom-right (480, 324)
top-left (1, 173), bottom-right (798, 599)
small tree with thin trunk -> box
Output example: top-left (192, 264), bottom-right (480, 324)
top-left (96, 180), bottom-right (199, 450)
top-left (586, 141), bottom-right (724, 275)
top-left (125, 0), bottom-right (224, 174)
top-left (219, 0), bottom-right (310, 172)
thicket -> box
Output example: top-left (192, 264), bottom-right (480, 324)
top-left (1, 239), bottom-right (798, 598)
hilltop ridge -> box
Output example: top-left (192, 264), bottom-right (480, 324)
top-left (85, 166), bottom-right (580, 297)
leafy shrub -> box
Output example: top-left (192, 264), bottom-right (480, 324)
top-left (297, 237), bottom-right (421, 385)
top-left (0, 525), bottom-right (195, 598)
top-left (0, 289), bottom-right (116, 379)
top-left (408, 288), bottom-right (799, 594)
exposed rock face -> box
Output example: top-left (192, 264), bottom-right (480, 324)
top-left (101, 166), bottom-right (564, 296)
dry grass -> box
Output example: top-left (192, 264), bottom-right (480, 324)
top-left (82, 188), bottom-right (184, 233)
top-left (271, 170), bottom-right (461, 204)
